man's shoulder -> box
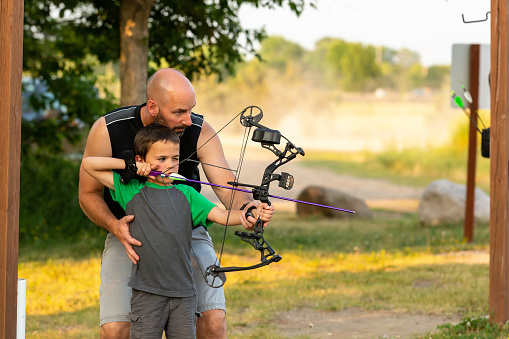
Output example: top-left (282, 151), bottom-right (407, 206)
top-left (104, 105), bottom-right (139, 126)
top-left (191, 112), bottom-right (204, 121)
top-left (191, 113), bottom-right (204, 128)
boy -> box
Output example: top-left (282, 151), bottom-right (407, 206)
top-left (82, 123), bottom-right (269, 339)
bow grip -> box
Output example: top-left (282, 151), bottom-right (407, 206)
top-left (244, 205), bottom-right (257, 220)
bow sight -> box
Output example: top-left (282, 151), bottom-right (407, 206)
top-left (234, 106), bottom-right (305, 194)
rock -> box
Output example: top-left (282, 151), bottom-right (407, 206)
top-left (418, 179), bottom-right (490, 226)
top-left (296, 186), bottom-right (372, 218)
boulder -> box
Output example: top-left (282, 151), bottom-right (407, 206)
top-left (418, 179), bottom-right (490, 226)
top-left (296, 186), bottom-right (372, 218)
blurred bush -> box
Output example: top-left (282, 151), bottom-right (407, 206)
top-left (19, 151), bottom-right (103, 244)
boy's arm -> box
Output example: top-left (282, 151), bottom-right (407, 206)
top-left (81, 157), bottom-right (126, 190)
top-left (207, 203), bottom-right (273, 227)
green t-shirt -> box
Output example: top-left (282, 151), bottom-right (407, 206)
top-left (109, 172), bottom-right (216, 297)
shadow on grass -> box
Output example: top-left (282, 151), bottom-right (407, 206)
top-left (26, 305), bottom-right (99, 339)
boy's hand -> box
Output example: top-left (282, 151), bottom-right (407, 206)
top-left (136, 162), bottom-right (156, 179)
top-left (240, 202), bottom-right (275, 230)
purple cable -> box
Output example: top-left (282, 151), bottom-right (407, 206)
top-left (150, 171), bottom-right (355, 214)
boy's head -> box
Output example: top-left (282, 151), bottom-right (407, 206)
top-left (134, 123), bottom-right (180, 160)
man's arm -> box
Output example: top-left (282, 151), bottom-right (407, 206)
top-left (196, 121), bottom-right (275, 229)
top-left (78, 117), bottom-right (142, 264)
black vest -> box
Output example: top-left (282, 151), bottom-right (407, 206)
top-left (103, 103), bottom-right (203, 219)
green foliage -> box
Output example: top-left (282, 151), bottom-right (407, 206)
top-left (426, 65), bottom-right (451, 89)
top-left (266, 36), bottom-right (452, 93)
top-left (423, 316), bottom-right (509, 339)
top-left (340, 43), bottom-right (381, 91)
top-left (259, 36), bottom-right (305, 72)
top-left (306, 38), bottom-right (382, 91)
top-left (19, 151), bottom-right (103, 244)
top-left (24, 0), bottom-right (118, 152)
top-left (22, 1), bottom-right (316, 153)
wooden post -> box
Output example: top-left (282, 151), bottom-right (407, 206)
top-left (0, 0), bottom-right (23, 338)
top-left (464, 44), bottom-right (480, 242)
top-left (490, 0), bottom-right (509, 324)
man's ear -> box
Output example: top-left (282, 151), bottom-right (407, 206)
top-left (146, 100), bottom-right (158, 117)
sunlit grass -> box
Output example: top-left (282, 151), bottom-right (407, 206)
top-left (19, 258), bottom-right (101, 338)
top-left (20, 211), bottom-right (492, 338)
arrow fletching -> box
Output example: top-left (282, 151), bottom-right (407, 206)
top-left (450, 90), bottom-right (464, 109)
top-left (462, 85), bottom-right (473, 104)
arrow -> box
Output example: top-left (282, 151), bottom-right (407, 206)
top-left (450, 90), bottom-right (482, 133)
top-left (150, 171), bottom-right (355, 214)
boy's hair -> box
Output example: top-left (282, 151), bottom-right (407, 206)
top-left (134, 123), bottom-right (180, 159)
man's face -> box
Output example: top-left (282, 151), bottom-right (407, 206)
top-left (140, 140), bottom-right (180, 184)
top-left (153, 91), bottom-right (196, 137)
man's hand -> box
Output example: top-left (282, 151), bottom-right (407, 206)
top-left (110, 215), bottom-right (142, 264)
top-left (240, 201), bottom-right (275, 231)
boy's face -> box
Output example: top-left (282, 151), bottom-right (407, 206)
top-left (137, 140), bottom-right (180, 184)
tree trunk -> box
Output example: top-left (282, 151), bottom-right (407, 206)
top-left (120, 0), bottom-right (155, 106)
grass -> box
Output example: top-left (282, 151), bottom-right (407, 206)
top-left (19, 210), bottom-right (500, 338)
top-left (19, 125), bottom-right (501, 338)
top-left (19, 127), bottom-right (500, 339)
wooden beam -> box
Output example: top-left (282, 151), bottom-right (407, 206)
top-left (464, 44), bottom-right (480, 242)
top-left (490, 0), bottom-right (509, 324)
top-left (0, 0), bottom-right (23, 338)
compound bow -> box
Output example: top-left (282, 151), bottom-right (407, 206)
top-left (153, 106), bottom-right (353, 288)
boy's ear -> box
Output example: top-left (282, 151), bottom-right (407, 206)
top-left (135, 155), bottom-right (143, 162)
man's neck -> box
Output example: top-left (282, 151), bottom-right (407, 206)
top-left (140, 105), bottom-right (155, 126)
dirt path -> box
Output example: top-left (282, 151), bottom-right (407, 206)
top-left (201, 148), bottom-right (487, 338)
top-left (274, 308), bottom-right (461, 339)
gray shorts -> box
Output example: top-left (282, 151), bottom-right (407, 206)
top-left (99, 227), bottom-right (226, 326)
top-left (128, 289), bottom-right (198, 339)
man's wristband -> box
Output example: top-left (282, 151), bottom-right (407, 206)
top-left (119, 150), bottom-right (138, 184)
top-left (240, 202), bottom-right (250, 210)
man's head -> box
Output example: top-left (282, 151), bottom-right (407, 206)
top-left (134, 123), bottom-right (180, 175)
top-left (146, 68), bottom-right (196, 136)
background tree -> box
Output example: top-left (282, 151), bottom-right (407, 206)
top-left (259, 36), bottom-right (306, 73)
top-left (21, 0), bottom-right (315, 242)
top-left (24, 0), bottom-right (314, 113)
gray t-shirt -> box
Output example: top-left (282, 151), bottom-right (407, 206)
top-left (110, 172), bottom-right (216, 298)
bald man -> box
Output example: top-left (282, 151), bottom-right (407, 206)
top-left (79, 68), bottom-right (274, 339)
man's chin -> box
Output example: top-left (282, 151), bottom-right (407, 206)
top-left (174, 127), bottom-right (186, 137)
